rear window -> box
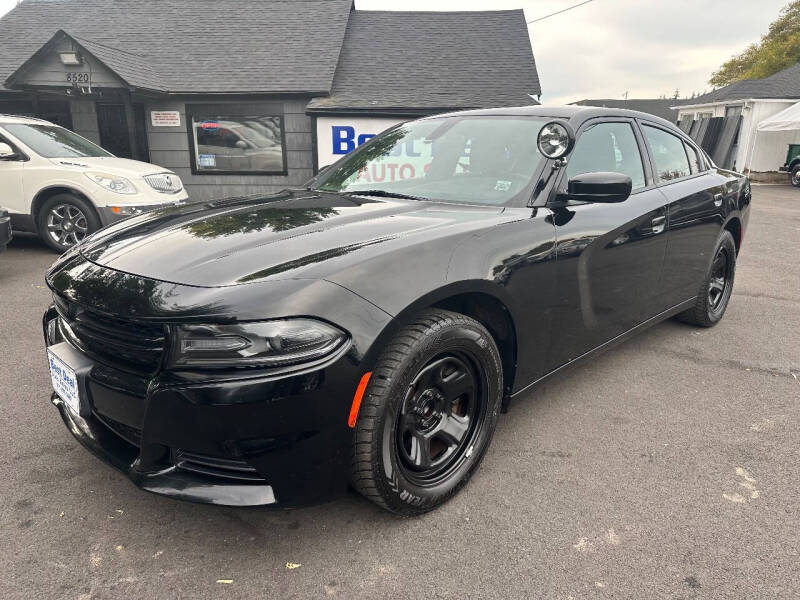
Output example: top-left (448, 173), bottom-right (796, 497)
top-left (685, 143), bottom-right (704, 173)
top-left (642, 125), bottom-right (691, 182)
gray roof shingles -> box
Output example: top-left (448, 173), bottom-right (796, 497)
top-left (0, 0), bottom-right (354, 93)
top-left (570, 98), bottom-right (692, 122)
top-left (69, 35), bottom-right (167, 92)
top-left (0, 2), bottom-right (541, 111)
top-left (307, 10), bottom-right (541, 112)
top-left (688, 62), bottom-right (800, 105)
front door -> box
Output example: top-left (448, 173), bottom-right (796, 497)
top-left (545, 119), bottom-right (669, 372)
top-left (0, 133), bottom-right (25, 216)
top-left (97, 103), bottom-right (132, 158)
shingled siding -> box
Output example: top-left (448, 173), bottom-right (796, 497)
top-left (144, 97), bottom-right (315, 201)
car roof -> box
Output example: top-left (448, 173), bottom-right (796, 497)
top-left (0, 114), bottom-right (54, 126)
top-left (430, 104), bottom-right (682, 132)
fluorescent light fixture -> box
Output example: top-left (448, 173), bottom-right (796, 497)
top-left (59, 52), bottom-right (82, 66)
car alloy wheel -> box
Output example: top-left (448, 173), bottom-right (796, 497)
top-left (396, 352), bottom-right (485, 486)
top-left (46, 203), bottom-right (88, 247)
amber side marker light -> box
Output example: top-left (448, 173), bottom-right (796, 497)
top-left (348, 372), bottom-right (372, 428)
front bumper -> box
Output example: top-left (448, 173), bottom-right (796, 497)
top-left (97, 201), bottom-right (186, 227)
top-left (43, 306), bottom-right (368, 508)
top-left (52, 393), bottom-right (277, 505)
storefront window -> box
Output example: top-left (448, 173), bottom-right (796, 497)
top-left (188, 114), bottom-right (286, 174)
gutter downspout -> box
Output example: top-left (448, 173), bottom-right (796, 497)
top-left (743, 101), bottom-right (758, 174)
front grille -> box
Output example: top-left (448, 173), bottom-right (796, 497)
top-left (144, 172), bottom-right (183, 194)
top-left (172, 449), bottom-right (266, 483)
top-left (54, 296), bottom-right (166, 376)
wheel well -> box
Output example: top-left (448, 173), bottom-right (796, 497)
top-left (432, 293), bottom-right (517, 395)
top-left (791, 159), bottom-right (800, 169)
top-left (724, 217), bottom-right (742, 255)
top-left (31, 187), bottom-right (95, 231)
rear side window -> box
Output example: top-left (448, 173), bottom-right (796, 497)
top-left (642, 125), bottom-right (691, 182)
top-left (685, 142), bottom-right (704, 173)
top-left (566, 122), bottom-right (646, 190)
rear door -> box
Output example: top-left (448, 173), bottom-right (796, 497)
top-left (545, 118), bottom-right (670, 372)
top-left (639, 122), bottom-right (725, 309)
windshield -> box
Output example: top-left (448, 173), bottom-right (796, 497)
top-left (313, 116), bottom-right (549, 205)
top-left (3, 123), bottom-right (113, 158)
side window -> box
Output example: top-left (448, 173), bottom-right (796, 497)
top-left (642, 125), bottom-right (691, 182)
top-left (684, 142), bottom-right (704, 173)
top-left (566, 122), bottom-right (646, 190)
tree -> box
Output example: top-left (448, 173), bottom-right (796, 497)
top-left (710, 0), bottom-right (800, 87)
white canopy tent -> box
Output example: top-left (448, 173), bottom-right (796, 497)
top-left (757, 100), bottom-right (800, 131)
top-left (744, 100), bottom-right (800, 172)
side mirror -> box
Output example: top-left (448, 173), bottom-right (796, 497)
top-left (566, 172), bottom-right (632, 203)
top-left (235, 140), bottom-right (248, 150)
top-left (0, 142), bottom-right (17, 160)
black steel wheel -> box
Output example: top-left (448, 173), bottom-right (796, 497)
top-left (351, 310), bottom-right (502, 515)
top-left (37, 194), bottom-right (100, 253)
top-left (676, 230), bottom-right (736, 327)
top-left (396, 352), bottom-right (486, 486)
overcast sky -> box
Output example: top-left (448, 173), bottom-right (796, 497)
top-left (0, 0), bottom-right (790, 103)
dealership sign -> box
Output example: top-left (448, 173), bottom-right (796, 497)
top-left (150, 111), bottom-right (181, 127)
top-left (316, 117), bottom-right (405, 168)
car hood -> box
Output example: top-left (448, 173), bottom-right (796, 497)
top-left (49, 156), bottom-right (174, 178)
top-left (79, 190), bottom-right (511, 287)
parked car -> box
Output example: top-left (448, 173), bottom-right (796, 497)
top-left (42, 105), bottom-right (750, 515)
top-left (0, 207), bottom-right (11, 252)
top-left (0, 115), bottom-right (188, 252)
top-left (779, 143), bottom-right (800, 186)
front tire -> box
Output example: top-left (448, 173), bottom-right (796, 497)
top-left (37, 194), bottom-right (100, 253)
top-left (676, 230), bottom-right (737, 327)
top-left (791, 164), bottom-right (800, 187)
top-left (351, 310), bottom-right (503, 516)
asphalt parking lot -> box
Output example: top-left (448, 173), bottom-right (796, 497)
top-left (0, 185), bottom-right (797, 599)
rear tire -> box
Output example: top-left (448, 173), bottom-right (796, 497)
top-left (351, 310), bottom-right (502, 516)
top-left (676, 230), bottom-right (736, 327)
top-left (791, 164), bottom-right (800, 187)
top-left (37, 194), bottom-right (100, 253)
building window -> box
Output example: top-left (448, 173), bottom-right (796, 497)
top-left (697, 112), bottom-right (713, 120)
top-left (187, 110), bottom-right (286, 175)
top-left (725, 105), bottom-right (743, 117)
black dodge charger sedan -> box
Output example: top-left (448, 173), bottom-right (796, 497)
top-left (43, 106), bottom-right (750, 514)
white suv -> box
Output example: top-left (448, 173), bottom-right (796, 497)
top-left (0, 115), bottom-right (188, 252)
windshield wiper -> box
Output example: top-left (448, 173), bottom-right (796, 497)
top-left (342, 189), bottom-right (429, 201)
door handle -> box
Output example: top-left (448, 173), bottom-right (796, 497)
top-left (714, 193), bottom-right (723, 207)
top-left (650, 215), bottom-right (666, 234)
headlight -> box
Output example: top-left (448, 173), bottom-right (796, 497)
top-left (170, 319), bottom-right (348, 369)
top-left (85, 171), bottom-right (137, 195)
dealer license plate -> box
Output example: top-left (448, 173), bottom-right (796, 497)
top-left (47, 349), bottom-right (81, 415)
